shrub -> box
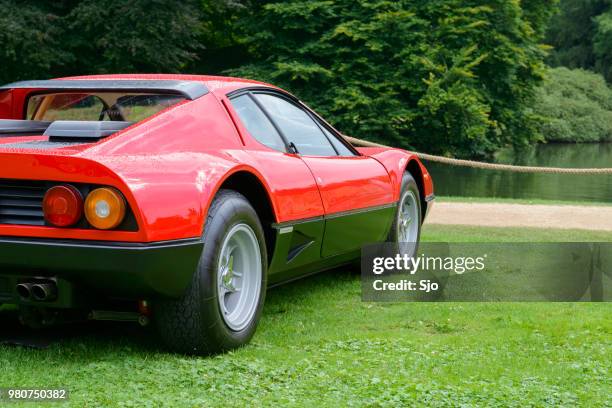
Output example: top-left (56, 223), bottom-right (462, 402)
top-left (534, 67), bottom-right (612, 142)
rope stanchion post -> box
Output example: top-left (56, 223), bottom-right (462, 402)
top-left (343, 136), bottom-right (612, 175)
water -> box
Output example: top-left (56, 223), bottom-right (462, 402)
top-left (425, 143), bottom-right (612, 203)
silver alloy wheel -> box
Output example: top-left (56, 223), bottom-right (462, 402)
top-left (397, 190), bottom-right (420, 255)
top-left (217, 223), bottom-right (262, 331)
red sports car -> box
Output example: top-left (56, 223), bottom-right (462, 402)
top-left (0, 74), bottom-right (434, 353)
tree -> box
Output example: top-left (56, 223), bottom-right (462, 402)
top-left (593, 7), bottom-right (612, 81)
top-left (546, 0), bottom-right (612, 82)
top-left (0, 0), bottom-right (209, 82)
top-left (0, 1), bottom-right (71, 83)
top-left (64, 0), bottom-right (204, 74)
top-left (230, 0), bottom-right (557, 158)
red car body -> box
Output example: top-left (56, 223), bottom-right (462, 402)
top-left (0, 74), bottom-right (433, 306)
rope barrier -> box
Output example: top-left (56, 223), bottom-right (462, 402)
top-left (344, 136), bottom-right (612, 175)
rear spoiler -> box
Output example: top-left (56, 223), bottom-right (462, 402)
top-left (0, 79), bottom-right (209, 100)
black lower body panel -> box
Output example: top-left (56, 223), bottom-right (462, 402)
top-left (0, 237), bottom-right (203, 305)
top-left (321, 204), bottom-right (395, 257)
top-left (268, 203), bottom-right (397, 284)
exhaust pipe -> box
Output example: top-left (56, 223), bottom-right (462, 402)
top-left (31, 283), bottom-right (58, 302)
top-left (16, 283), bottom-right (33, 300)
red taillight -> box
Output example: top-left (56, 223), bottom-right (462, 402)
top-left (42, 185), bottom-right (83, 227)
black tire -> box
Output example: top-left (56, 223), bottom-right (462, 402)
top-left (388, 173), bottom-right (448, 300)
top-left (388, 172), bottom-right (422, 257)
top-left (155, 190), bottom-right (267, 355)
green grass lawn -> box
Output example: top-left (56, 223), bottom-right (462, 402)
top-left (1, 225), bottom-right (610, 407)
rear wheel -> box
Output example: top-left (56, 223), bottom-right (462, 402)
top-left (388, 172), bottom-right (422, 257)
top-left (156, 190), bottom-right (267, 354)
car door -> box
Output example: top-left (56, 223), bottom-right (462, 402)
top-left (252, 92), bottom-right (395, 257)
top-left (226, 92), bottom-right (327, 282)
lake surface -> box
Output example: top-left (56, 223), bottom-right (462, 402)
top-left (424, 143), bottom-right (612, 203)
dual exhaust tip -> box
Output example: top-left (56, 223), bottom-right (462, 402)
top-left (16, 282), bottom-right (58, 302)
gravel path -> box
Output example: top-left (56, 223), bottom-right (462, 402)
top-left (426, 202), bottom-right (612, 232)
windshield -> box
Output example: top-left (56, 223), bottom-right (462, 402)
top-left (26, 92), bottom-right (186, 122)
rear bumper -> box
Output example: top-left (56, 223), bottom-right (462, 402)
top-left (0, 237), bottom-right (203, 304)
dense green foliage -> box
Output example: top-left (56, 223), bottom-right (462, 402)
top-left (546, 0), bottom-right (612, 82)
top-left (593, 6), bottom-right (612, 81)
top-left (0, 0), bottom-right (214, 84)
top-left (64, 1), bottom-right (204, 74)
top-left (230, 1), bottom-right (556, 158)
top-left (6, 0), bottom-right (600, 157)
top-left (0, 1), bottom-right (70, 83)
top-left (533, 67), bottom-right (612, 142)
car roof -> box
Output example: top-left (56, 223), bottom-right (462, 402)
top-left (59, 74), bottom-right (279, 95)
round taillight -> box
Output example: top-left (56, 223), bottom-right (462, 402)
top-left (42, 185), bottom-right (84, 227)
top-left (84, 187), bottom-right (126, 230)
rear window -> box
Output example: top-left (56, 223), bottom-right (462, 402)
top-left (26, 92), bottom-right (185, 122)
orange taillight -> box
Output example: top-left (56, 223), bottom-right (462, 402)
top-left (84, 187), bottom-right (126, 230)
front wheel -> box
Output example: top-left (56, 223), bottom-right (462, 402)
top-left (388, 172), bottom-right (422, 257)
top-left (156, 190), bottom-right (267, 355)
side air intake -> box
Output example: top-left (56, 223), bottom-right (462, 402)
top-left (0, 179), bottom-right (46, 226)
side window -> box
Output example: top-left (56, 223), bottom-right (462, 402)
top-left (319, 123), bottom-right (355, 156)
top-left (254, 93), bottom-right (337, 156)
top-left (230, 94), bottom-right (286, 151)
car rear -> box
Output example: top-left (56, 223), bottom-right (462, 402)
top-left (0, 79), bottom-right (208, 316)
